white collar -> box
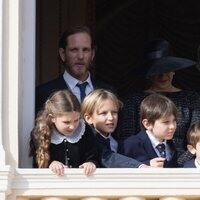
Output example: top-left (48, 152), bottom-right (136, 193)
top-left (99, 132), bottom-right (111, 139)
top-left (63, 70), bottom-right (93, 90)
top-left (195, 158), bottom-right (200, 168)
top-left (95, 129), bottom-right (111, 139)
top-left (146, 130), bottom-right (167, 148)
top-left (51, 118), bottom-right (85, 144)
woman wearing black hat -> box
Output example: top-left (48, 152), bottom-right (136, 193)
top-left (119, 39), bottom-right (200, 166)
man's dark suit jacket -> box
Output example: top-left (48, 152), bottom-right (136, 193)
top-left (89, 125), bottom-right (142, 168)
top-left (183, 158), bottom-right (196, 168)
top-left (36, 75), bottom-right (114, 115)
top-left (122, 130), bottom-right (178, 168)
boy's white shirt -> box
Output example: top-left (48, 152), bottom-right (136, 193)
top-left (146, 130), bottom-right (172, 160)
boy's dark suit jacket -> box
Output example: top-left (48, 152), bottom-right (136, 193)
top-left (122, 130), bottom-right (178, 168)
top-left (36, 75), bottom-right (115, 114)
top-left (89, 125), bottom-right (142, 168)
top-left (183, 158), bottom-right (196, 168)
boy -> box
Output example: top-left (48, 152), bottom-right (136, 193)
top-left (122, 93), bottom-right (178, 168)
top-left (184, 121), bottom-right (200, 168)
top-left (82, 89), bottom-right (152, 168)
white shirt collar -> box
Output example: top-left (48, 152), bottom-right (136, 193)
top-left (97, 130), bottom-right (111, 139)
top-left (63, 70), bottom-right (93, 90)
top-left (146, 130), bottom-right (167, 148)
top-left (51, 118), bottom-right (85, 144)
top-left (96, 130), bottom-right (118, 153)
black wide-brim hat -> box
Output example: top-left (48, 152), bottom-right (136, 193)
top-left (145, 39), bottom-right (196, 77)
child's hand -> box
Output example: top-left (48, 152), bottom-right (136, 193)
top-left (49, 161), bottom-right (68, 176)
top-left (79, 162), bottom-right (96, 176)
top-left (150, 157), bottom-right (165, 168)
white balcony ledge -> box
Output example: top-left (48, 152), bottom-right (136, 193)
top-left (1, 167), bottom-right (200, 200)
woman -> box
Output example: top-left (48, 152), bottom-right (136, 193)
top-left (120, 39), bottom-right (200, 165)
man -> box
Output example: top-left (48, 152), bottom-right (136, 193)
top-left (36, 25), bottom-right (113, 114)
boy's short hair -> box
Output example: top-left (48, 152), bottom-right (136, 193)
top-left (140, 93), bottom-right (177, 129)
top-left (81, 89), bottom-right (122, 116)
top-left (187, 121), bottom-right (200, 148)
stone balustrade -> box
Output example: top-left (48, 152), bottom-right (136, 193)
top-left (1, 167), bottom-right (200, 200)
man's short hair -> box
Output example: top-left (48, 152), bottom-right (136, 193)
top-left (59, 25), bottom-right (95, 49)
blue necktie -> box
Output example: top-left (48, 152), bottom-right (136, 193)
top-left (77, 82), bottom-right (88, 102)
top-left (156, 143), bottom-right (166, 158)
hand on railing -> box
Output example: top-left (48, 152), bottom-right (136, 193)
top-left (49, 161), bottom-right (68, 176)
top-left (79, 162), bottom-right (96, 176)
top-left (150, 157), bottom-right (165, 168)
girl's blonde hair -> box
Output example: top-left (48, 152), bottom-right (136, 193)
top-left (187, 121), bottom-right (200, 148)
top-left (29, 90), bottom-right (80, 168)
top-left (81, 89), bottom-right (122, 116)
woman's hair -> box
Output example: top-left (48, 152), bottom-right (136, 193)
top-left (140, 93), bottom-right (177, 129)
top-left (81, 89), bottom-right (122, 116)
top-left (187, 121), bottom-right (200, 148)
top-left (29, 90), bottom-right (80, 168)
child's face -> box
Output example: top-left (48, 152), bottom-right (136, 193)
top-left (195, 142), bottom-right (200, 161)
top-left (144, 114), bottom-right (176, 142)
top-left (85, 99), bottom-right (118, 135)
top-left (51, 111), bottom-right (80, 136)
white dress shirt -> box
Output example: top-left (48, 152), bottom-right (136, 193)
top-left (146, 130), bottom-right (172, 160)
top-left (63, 70), bottom-right (94, 102)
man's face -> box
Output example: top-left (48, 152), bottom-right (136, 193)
top-left (59, 32), bottom-right (95, 81)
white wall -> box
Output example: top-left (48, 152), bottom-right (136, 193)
top-left (19, 0), bottom-right (36, 168)
top-left (0, 0), bottom-right (35, 168)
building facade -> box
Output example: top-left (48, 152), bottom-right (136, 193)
top-left (1, 1), bottom-right (200, 200)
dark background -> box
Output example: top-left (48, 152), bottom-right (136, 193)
top-left (95, 0), bottom-right (200, 96)
top-left (36, 0), bottom-right (200, 98)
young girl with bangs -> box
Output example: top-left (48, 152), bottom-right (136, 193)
top-left (29, 90), bottom-right (98, 176)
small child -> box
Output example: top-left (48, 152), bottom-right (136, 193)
top-left (82, 89), bottom-right (150, 168)
top-left (184, 121), bottom-right (200, 168)
top-left (122, 93), bottom-right (178, 168)
top-left (29, 90), bottom-right (98, 176)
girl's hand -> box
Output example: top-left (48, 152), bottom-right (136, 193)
top-left (79, 162), bottom-right (96, 176)
top-left (49, 161), bottom-right (68, 176)
top-left (150, 157), bottom-right (165, 168)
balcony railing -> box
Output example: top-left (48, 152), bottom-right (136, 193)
top-left (1, 166), bottom-right (200, 200)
